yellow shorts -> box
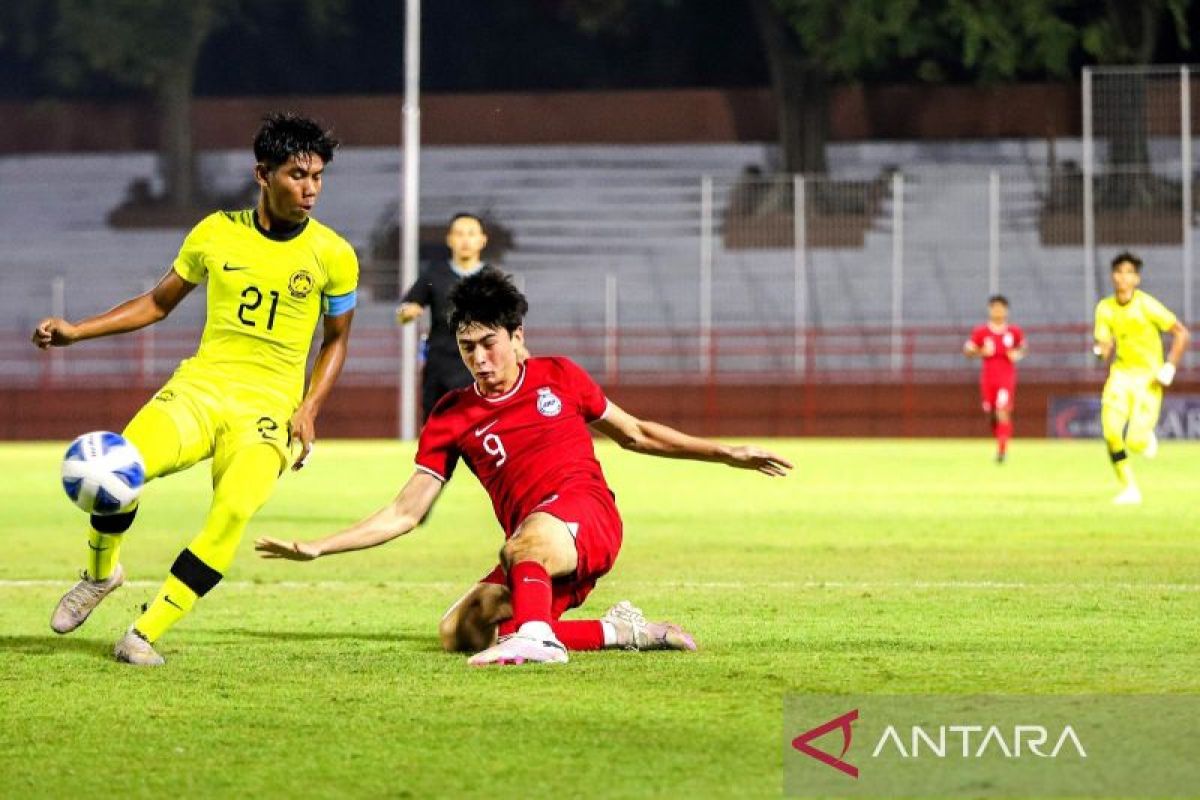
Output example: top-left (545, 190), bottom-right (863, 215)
top-left (123, 375), bottom-right (295, 481)
top-left (1101, 369), bottom-right (1163, 445)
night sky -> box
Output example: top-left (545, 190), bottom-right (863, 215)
top-left (0, 0), bottom-right (767, 99)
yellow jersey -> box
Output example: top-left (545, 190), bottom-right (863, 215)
top-left (1093, 290), bottom-right (1176, 375)
top-left (171, 210), bottom-right (358, 406)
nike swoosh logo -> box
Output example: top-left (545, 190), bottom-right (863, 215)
top-left (222, 263), bottom-right (249, 272)
top-left (87, 542), bottom-right (108, 552)
top-left (521, 577), bottom-right (550, 587)
top-left (474, 419), bottom-right (499, 436)
top-left (163, 594), bottom-right (184, 611)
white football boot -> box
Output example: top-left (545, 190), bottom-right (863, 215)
top-left (1112, 485), bottom-right (1143, 505)
top-left (50, 564), bottom-right (125, 634)
top-left (113, 628), bottom-right (165, 667)
top-left (602, 600), bottom-right (698, 651)
top-left (468, 622), bottom-right (568, 666)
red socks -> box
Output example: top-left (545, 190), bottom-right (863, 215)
top-left (498, 617), bottom-right (605, 650)
top-left (500, 562), bottom-right (606, 651)
top-left (551, 621), bottom-right (605, 650)
top-left (996, 420), bottom-right (1012, 454)
top-left (509, 561), bottom-right (552, 628)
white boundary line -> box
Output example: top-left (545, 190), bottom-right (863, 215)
top-left (1, 579), bottom-right (1198, 592)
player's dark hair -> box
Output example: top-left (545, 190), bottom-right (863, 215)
top-left (448, 267), bottom-right (527, 334)
top-left (253, 112), bottom-right (338, 170)
top-left (448, 212), bottom-right (487, 235)
top-left (1111, 251), bottom-right (1142, 272)
top-left (987, 294), bottom-right (1009, 307)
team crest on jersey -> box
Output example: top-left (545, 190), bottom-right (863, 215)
top-left (536, 387), bottom-right (562, 417)
top-left (1003, 332), bottom-right (1014, 347)
top-left (288, 270), bottom-right (315, 299)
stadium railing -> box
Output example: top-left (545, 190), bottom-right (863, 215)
top-left (6, 322), bottom-right (1195, 390)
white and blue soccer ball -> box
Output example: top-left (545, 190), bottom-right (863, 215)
top-left (60, 431), bottom-right (145, 515)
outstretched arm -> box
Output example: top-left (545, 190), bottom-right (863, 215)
top-left (289, 310), bottom-right (354, 470)
top-left (31, 268), bottom-right (195, 349)
top-left (590, 402), bottom-right (792, 477)
top-left (255, 470), bottom-right (444, 560)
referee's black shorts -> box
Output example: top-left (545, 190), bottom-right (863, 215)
top-left (422, 355), bottom-right (474, 422)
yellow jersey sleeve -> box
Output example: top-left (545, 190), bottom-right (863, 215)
top-left (172, 214), bottom-right (219, 284)
top-left (1140, 292), bottom-right (1177, 332)
top-left (322, 238), bottom-right (359, 315)
top-left (1093, 299), bottom-right (1114, 343)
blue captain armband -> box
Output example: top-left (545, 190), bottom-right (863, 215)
top-left (323, 290), bottom-right (357, 316)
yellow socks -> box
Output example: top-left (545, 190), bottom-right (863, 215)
top-left (133, 574), bottom-right (198, 642)
top-left (86, 529), bottom-right (122, 581)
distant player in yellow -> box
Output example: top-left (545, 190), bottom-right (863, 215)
top-left (30, 113), bottom-right (358, 665)
top-left (1092, 251), bottom-right (1190, 505)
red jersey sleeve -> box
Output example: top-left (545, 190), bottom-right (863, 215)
top-left (554, 357), bottom-right (610, 422)
top-left (414, 396), bottom-right (462, 481)
top-left (1011, 326), bottom-right (1025, 348)
top-left (969, 325), bottom-right (987, 347)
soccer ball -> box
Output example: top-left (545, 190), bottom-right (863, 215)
top-left (60, 431), bottom-right (145, 515)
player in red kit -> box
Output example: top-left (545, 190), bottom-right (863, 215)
top-left (963, 294), bottom-right (1026, 462)
top-left (255, 268), bottom-right (793, 666)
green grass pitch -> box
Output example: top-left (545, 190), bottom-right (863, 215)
top-left (1, 439), bottom-right (1197, 797)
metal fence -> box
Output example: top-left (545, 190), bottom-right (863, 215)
top-left (4, 321), bottom-right (1138, 390)
top-left (3, 64), bottom-right (1199, 389)
top-left (1083, 65), bottom-right (1196, 323)
top-left (5, 163), bottom-right (1198, 387)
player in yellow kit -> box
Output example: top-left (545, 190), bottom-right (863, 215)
top-left (1092, 251), bottom-right (1190, 505)
top-left (31, 113), bottom-right (358, 664)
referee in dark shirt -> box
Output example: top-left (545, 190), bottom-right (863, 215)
top-left (397, 213), bottom-right (490, 421)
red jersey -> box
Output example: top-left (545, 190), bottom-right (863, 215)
top-left (415, 356), bottom-right (613, 536)
top-left (968, 323), bottom-right (1024, 383)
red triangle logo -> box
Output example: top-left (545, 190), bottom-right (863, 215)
top-left (791, 709), bottom-right (859, 779)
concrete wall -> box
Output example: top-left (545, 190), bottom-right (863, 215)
top-left (10, 378), bottom-right (1192, 441)
top-left (0, 84), bottom-right (1080, 153)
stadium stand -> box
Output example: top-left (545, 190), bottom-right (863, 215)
top-left (0, 140), bottom-right (1192, 381)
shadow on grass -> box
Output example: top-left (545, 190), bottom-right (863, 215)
top-left (0, 634), bottom-right (111, 657)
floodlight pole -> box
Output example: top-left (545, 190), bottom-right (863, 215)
top-left (1082, 67), bottom-right (1096, 349)
top-left (1182, 65), bottom-right (1193, 328)
top-left (988, 170), bottom-right (1000, 295)
top-left (891, 171), bottom-right (904, 373)
top-left (604, 273), bottom-right (618, 384)
top-left (699, 175), bottom-right (713, 376)
top-left (399, 0), bottom-right (421, 440)
top-left (793, 174), bottom-right (807, 375)
top-left (50, 276), bottom-right (65, 381)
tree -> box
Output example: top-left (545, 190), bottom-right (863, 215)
top-left (762, 0), bottom-right (1196, 176)
top-left (48, 0), bottom-right (236, 208)
top-left (27, 0), bottom-right (346, 209)
top-left (558, 0), bottom-right (1081, 174)
top-left (1079, 0), bottom-right (1191, 174)
top-left (759, 0), bottom-right (1090, 173)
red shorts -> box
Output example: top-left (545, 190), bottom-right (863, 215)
top-left (480, 487), bottom-right (623, 618)
top-left (980, 377), bottom-right (1016, 413)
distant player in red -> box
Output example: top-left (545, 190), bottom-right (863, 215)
top-left (963, 294), bottom-right (1026, 462)
top-left (255, 268), bottom-right (792, 666)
